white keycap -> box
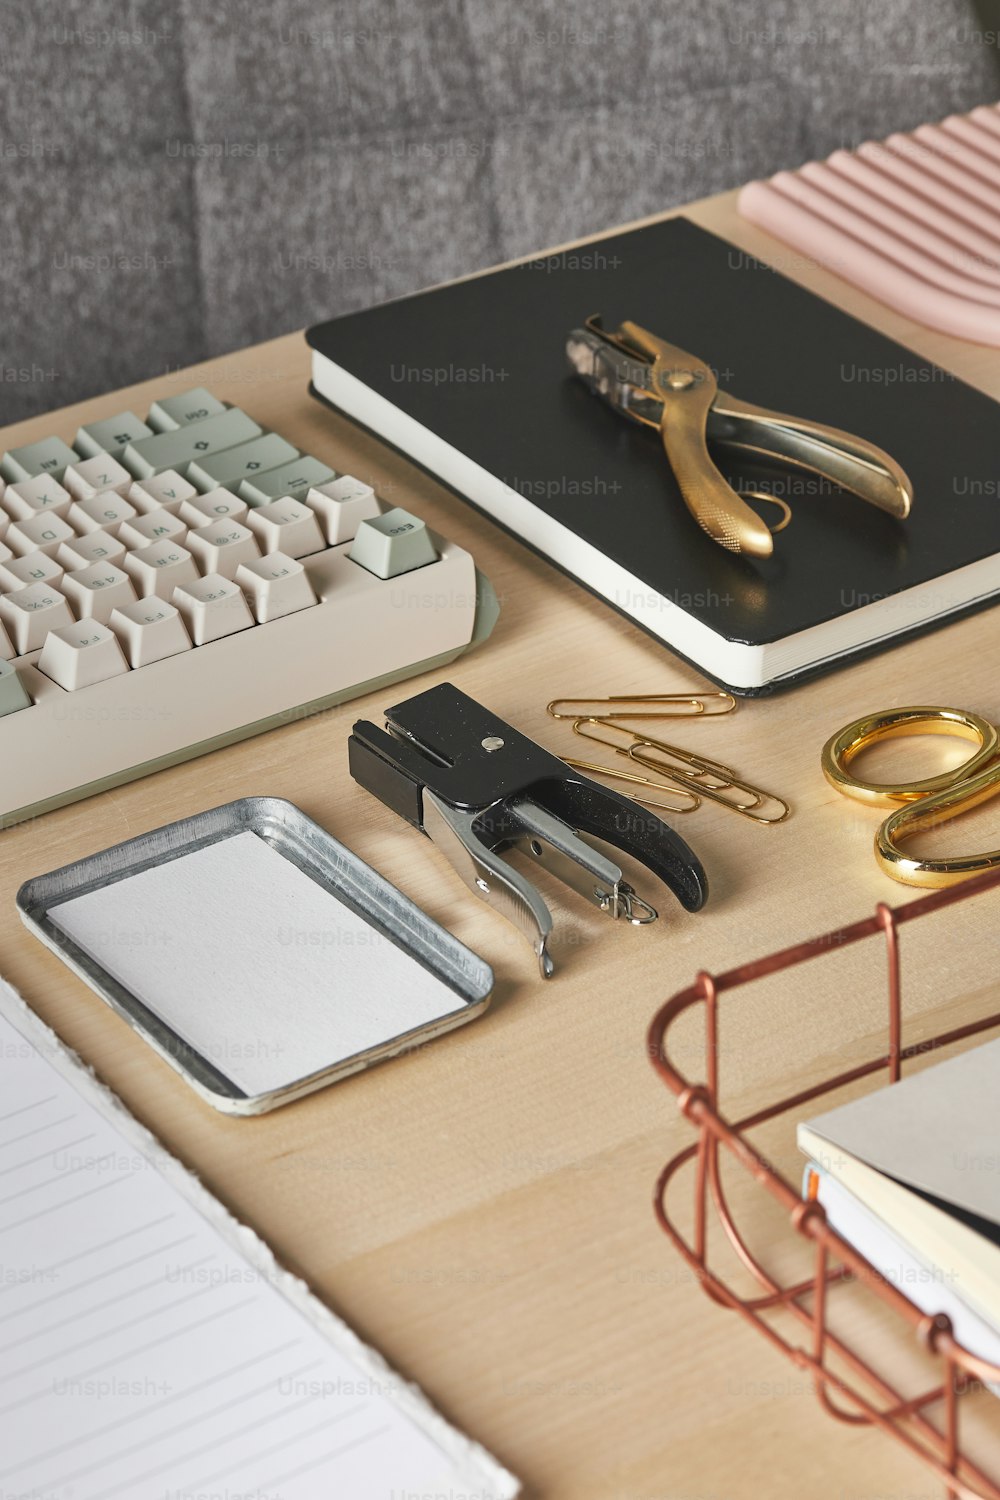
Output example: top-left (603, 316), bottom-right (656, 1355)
top-left (0, 582), bottom-right (73, 652)
top-left (172, 573), bottom-right (254, 645)
top-left (67, 490), bottom-right (137, 536)
top-left (245, 496), bottom-right (326, 557)
top-left (179, 487), bottom-right (248, 528)
top-left (348, 506), bottom-right (438, 579)
top-left (128, 469), bottom-right (197, 515)
top-left (62, 562), bottom-right (137, 623)
top-left (306, 476), bottom-right (380, 545)
top-left (0, 620), bottom-right (13, 660)
top-left (0, 552), bottom-right (64, 593)
top-left (4, 474), bottom-right (72, 521)
top-left (57, 531), bottom-right (127, 571)
top-left (37, 619), bottom-right (129, 691)
top-left (0, 658), bottom-right (31, 714)
top-left (123, 540), bottom-right (200, 599)
top-left (62, 453), bottom-right (133, 500)
top-left (7, 513), bottom-right (75, 558)
top-left (118, 508), bottom-right (188, 550)
top-left (235, 552), bottom-right (319, 623)
top-left (110, 598), bottom-right (193, 668)
top-left (185, 519), bottom-right (260, 579)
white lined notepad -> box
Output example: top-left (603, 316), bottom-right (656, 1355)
top-left (0, 980), bottom-right (518, 1500)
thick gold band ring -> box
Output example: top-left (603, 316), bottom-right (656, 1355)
top-left (876, 763), bottom-right (1000, 887)
top-left (821, 706), bottom-right (999, 810)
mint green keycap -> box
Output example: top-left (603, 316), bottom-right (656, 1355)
top-left (121, 408), bottom-right (263, 480)
top-left (147, 387), bottom-right (228, 432)
top-left (238, 456), bottom-right (336, 506)
top-left (348, 507), bottom-right (438, 579)
top-left (188, 433), bottom-right (299, 493)
top-left (0, 661), bottom-right (31, 717)
top-left (74, 411), bottom-right (153, 460)
top-left (0, 436), bottom-right (78, 484)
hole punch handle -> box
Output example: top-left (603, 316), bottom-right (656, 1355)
top-left (710, 392), bottom-right (913, 519)
top-left (657, 372), bottom-right (777, 559)
top-left (543, 773), bottom-right (709, 913)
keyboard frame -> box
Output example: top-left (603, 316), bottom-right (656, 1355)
top-left (1, 383), bottom-right (500, 827)
top-left (2, 538), bottom-right (497, 828)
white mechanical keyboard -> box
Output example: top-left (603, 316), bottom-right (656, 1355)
top-left (0, 386), bottom-right (497, 827)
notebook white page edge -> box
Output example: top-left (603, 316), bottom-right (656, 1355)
top-left (312, 350), bottom-right (1000, 691)
top-left (798, 1121), bottom-right (1000, 1331)
top-left (0, 973), bottom-right (520, 1498)
top-left (802, 1033), bottom-right (1000, 1222)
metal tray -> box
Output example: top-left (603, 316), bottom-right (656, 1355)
top-left (17, 797), bottom-right (494, 1114)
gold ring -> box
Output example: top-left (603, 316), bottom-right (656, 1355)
top-left (876, 761), bottom-right (1000, 887)
top-left (821, 706), bottom-right (999, 809)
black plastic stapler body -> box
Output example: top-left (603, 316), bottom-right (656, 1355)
top-left (349, 683), bottom-right (708, 977)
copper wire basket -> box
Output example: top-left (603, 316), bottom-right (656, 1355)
top-left (648, 867), bottom-right (1000, 1500)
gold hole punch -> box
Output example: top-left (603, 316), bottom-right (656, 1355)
top-left (572, 718), bottom-right (791, 825)
top-left (566, 315), bottom-right (913, 559)
top-left (547, 692), bottom-right (736, 721)
top-left (822, 705), bottom-right (1000, 887)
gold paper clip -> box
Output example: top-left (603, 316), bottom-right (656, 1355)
top-left (561, 756), bottom-right (700, 814)
top-left (547, 692), bottom-right (736, 721)
top-left (573, 719), bottom-right (790, 825)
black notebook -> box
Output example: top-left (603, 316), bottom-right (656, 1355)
top-left (307, 217), bottom-right (1000, 694)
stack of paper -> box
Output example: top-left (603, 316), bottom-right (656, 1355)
top-left (799, 1035), bottom-right (1000, 1381)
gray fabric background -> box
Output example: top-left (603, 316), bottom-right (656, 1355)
top-left (1, 0), bottom-right (997, 423)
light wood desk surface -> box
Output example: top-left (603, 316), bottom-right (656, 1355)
top-left (3, 190), bottom-right (1000, 1498)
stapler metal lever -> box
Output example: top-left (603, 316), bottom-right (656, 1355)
top-left (567, 316), bottom-right (913, 558)
top-left (349, 683), bottom-right (709, 978)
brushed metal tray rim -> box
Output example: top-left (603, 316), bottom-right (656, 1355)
top-left (16, 796), bottom-right (494, 1115)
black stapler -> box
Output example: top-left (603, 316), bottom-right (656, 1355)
top-left (349, 683), bottom-right (708, 977)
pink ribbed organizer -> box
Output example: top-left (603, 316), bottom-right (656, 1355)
top-left (739, 103), bottom-right (1000, 344)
